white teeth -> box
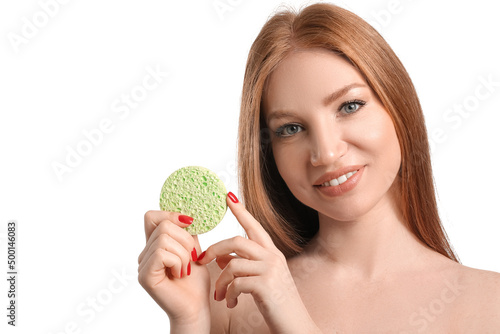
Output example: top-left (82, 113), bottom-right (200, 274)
top-left (329, 178), bottom-right (339, 186)
top-left (320, 170), bottom-right (358, 187)
top-left (337, 174), bottom-right (348, 184)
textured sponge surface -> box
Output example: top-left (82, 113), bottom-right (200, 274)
top-left (159, 166), bottom-right (227, 235)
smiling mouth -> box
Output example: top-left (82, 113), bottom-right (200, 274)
top-left (319, 170), bottom-right (358, 187)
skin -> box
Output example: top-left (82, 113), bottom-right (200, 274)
top-left (138, 49), bottom-right (500, 333)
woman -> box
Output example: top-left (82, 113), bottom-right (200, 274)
top-left (138, 3), bottom-right (500, 333)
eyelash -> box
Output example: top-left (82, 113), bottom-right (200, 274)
top-left (274, 99), bottom-right (366, 138)
top-left (340, 99), bottom-right (366, 114)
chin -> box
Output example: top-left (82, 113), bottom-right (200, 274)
top-left (305, 191), bottom-right (377, 223)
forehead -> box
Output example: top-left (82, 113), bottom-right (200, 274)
top-left (263, 49), bottom-right (366, 114)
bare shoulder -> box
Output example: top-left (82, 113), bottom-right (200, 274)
top-left (456, 263), bottom-right (500, 300)
top-left (451, 262), bottom-right (500, 330)
top-left (463, 264), bottom-right (500, 282)
top-left (427, 253), bottom-right (500, 298)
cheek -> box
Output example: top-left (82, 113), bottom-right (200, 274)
top-left (271, 141), bottom-right (308, 188)
top-left (355, 110), bottom-right (401, 178)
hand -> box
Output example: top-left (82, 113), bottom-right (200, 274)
top-left (137, 211), bottom-right (210, 331)
top-left (197, 192), bottom-right (321, 334)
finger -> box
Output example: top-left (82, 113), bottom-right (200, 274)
top-left (215, 254), bottom-right (238, 270)
top-left (191, 235), bottom-right (201, 260)
top-left (224, 276), bottom-right (260, 308)
top-left (226, 192), bottom-right (275, 249)
top-left (138, 220), bottom-right (197, 264)
top-left (138, 248), bottom-right (183, 288)
top-left (197, 236), bottom-right (266, 265)
top-left (138, 233), bottom-right (190, 276)
top-left (215, 258), bottom-right (263, 302)
top-left (143, 210), bottom-right (193, 241)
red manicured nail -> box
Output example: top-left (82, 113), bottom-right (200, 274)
top-left (180, 270), bottom-right (183, 278)
top-left (187, 262), bottom-right (191, 276)
top-left (191, 248), bottom-right (198, 262)
top-left (197, 251), bottom-right (206, 262)
top-left (228, 192), bottom-right (239, 203)
top-left (178, 215), bottom-right (193, 225)
top-left (214, 290), bottom-right (217, 301)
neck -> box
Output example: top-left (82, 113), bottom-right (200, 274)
top-left (304, 184), bottom-right (429, 281)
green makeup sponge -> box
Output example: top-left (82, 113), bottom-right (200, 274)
top-left (159, 166), bottom-right (227, 235)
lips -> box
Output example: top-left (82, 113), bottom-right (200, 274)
top-left (313, 165), bottom-right (364, 187)
top-left (314, 165), bottom-right (365, 197)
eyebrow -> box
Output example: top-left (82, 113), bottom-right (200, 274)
top-left (322, 83), bottom-right (367, 106)
top-left (266, 83), bottom-right (368, 123)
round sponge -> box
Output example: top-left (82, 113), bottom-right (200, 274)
top-left (159, 166), bottom-right (227, 235)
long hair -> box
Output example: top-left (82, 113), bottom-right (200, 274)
top-left (238, 3), bottom-right (459, 261)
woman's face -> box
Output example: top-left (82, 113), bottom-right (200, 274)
top-left (263, 49), bottom-right (402, 222)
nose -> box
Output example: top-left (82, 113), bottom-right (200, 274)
top-left (310, 124), bottom-right (347, 167)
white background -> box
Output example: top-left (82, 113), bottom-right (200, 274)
top-left (0, 0), bottom-right (499, 333)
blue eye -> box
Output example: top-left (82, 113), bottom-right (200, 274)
top-left (340, 100), bottom-right (366, 114)
top-left (275, 124), bottom-right (303, 137)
